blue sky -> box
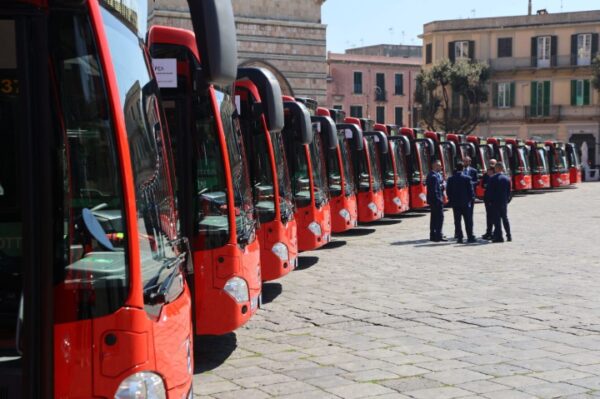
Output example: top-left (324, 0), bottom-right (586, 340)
top-left (322, 0), bottom-right (595, 53)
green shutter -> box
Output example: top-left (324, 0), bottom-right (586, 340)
top-left (509, 82), bottom-right (516, 107)
top-left (571, 80), bottom-right (577, 106)
top-left (543, 81), bottom-right (551, 116)
top-left (492, 83), bottom-right (498, 107)
top-left (531, 81), bottom-right (538, 116)
top-left (584, 79), bottom-right (591, 105)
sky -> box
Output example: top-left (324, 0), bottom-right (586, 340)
top-left (322, 0), bottom-right (596, 53)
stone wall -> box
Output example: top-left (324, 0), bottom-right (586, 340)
top-left (148, 0), bottom-right (328, 103)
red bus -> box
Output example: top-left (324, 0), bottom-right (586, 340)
top-left (235, 68), bottom-right (298, 280)
top-left (487, 137), bottom-right (513, 180)
top-left (466, 136), bottom-right (493, 198)
top-left (399, 128), bottom-right (434, 209)
top-left (373, 124), bottom-right (411, 214)
top-left (0, 0), bottom-right (229, 396)
top-left (344, 118), bottom-right (386, 221)
top-left (566, 143), bottom-right (582, 184)
top-left (425, 131), bottom-right (457, 180)
top-left (545, 141), bottom-right (570, 188)
top-left (505, 138), bottom-right (532, 191)
top-left (526, 140), bottom-right (551, 189)
top-left (316, 108), bottom-right (359, 232)
top-left (282, 98), bottom-right (331, 251)
top-left (148, 26), bottom-right (262, 335)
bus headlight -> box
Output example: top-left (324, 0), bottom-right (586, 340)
top-left (308, 221), bottom-right (322, 237)
top-left (393, 197), bottom-right (402, 206)
top-left (271, 242), bottom-right (289, 261)
top-left (224, 277), bottom-right (249, 303)
top-left (115, 372), bottom-right (166, 399)
top-left (368, 202), bottom-right (378, 213)
top-left (338, 208), bottom-right (350, 221)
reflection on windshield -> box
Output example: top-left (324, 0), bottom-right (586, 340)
top-left (418, 143), bottom-right (431, 179)
top-left (339, 134), bottom-right (356, 196)
top-left (216, 88), bottom-right (257, 245)
top-left (327, 146), bottom-right (343, 197)
top-left (500, 148), bottom-right (512, 175)
top-left (394, 142), bottom-right (408, 188)
top-left (309, 131), bottom-right (329, 207)
top-left (533, 149), bottom-right (549, 173)
top-left (271, 131), bottom-right (294, 223)
top-left (367, 138), bottom-right (383, 192)
top-left (517, 147), bottom-right (531, 174)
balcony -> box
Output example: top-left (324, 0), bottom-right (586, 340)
top-left (489, 55), bottom-right (592, 72)
top-left (524, 105), bottom-right (561, 122)
top-left (486, 107), bottom-right (525, 121)
top-left (560, 105), bottom-right (600, 121)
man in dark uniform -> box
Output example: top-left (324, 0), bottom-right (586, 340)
top-left (481, 158), bottom-right (497, 240)
top-left (463, 156), bottom-right (479, 195)
top-left (426, 160), bottom-right (445, 241)
top-left (487, 161), bottom-right (512, 243)
top-left (447, 162), bottom-right (475, 243)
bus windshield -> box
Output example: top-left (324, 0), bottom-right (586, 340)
top-left (309, 130), bottom-right (329, 208)
top-left (383, 142), bottom-right (396, 189)
top-left (441, 146), bottom-right (454, 178)
top-left (393, 142), bottom-right (409, 188)
top-left (282, 112), bottom-right (311, 209)
top-left (410, 142), bottom-right (423, 185)
top-left (534, 148), bottom-right (549, 173)
top-left (499, 147), bottom-right (512, 176)
top-left (339, 134), bottom-right (356, 196)
top-left (366, 137), bottom-right (383, 192)
top-left (418, 142), bottom-right (431, 179)
top-left (480, 147), bottom-right (491, 175)
top-left (270, 131), bottom-right (294, 223)
top-left (216, 88), bottom-right (257, 245)
top-left (516, 147), bottom-right (531, 174)
top-left (326, 146), bottom-right (343, 197)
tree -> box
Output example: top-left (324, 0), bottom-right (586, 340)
top-left (414, 59), bottom-right (490, 134)
top-left (592, 55), bottom-right (600, 91)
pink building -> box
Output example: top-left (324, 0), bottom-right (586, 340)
top-left (325, 46), bottom-right (422, 127)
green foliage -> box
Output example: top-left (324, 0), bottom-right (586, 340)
top-left (592, 55), bottom-right (600, 91)
top-left (414, 59), bottom-right (490, 134)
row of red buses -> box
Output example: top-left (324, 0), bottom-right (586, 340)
top-left (0, 0), bottom-right (242, 396)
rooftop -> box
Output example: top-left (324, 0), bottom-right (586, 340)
top-left (423, 9), bottom-right (600, 34)
top-left (327, 51), bottom-right (422, 66)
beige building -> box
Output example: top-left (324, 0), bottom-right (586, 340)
top-left (421, 10), bottom-right (600, 165)
top-left (148, 0), bottom-right (328, 103)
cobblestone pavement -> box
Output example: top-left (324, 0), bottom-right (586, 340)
top-left (194, 183), bottom-right (600, 398)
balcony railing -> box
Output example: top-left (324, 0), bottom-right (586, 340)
top-left (525, 105), bottom-right (561, 122)
top-left (560, 105), bottom-right (600, 121)
top-left (484, 105), bottom-right (599, 123)
top-left (374, 88), bottom-right (387, 102)
top-left (489, 55), bottom-right (593, 71)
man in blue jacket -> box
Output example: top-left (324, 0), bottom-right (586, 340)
top-left (487, 161), bottom-right (512, 243)
top-left (426, 160), bottom-right (445, 241)
top-left (481, 158), bottom-right (497, 239)
top-left (463, 156), bottom-right (479, 195)
top-left (447, 162), bottom-right (475, 243)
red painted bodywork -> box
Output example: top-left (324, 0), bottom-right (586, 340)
top-left (400, 127), bottom-right (428, 209)
top-left (235, 80), bottom-right (298, 281)
top-left (148, 27), bottom-right (261, 335)
top-left (346, 117), bottom-right (385, 222)
top-left (52, 2), bottom-right (194, 398)
top-left (505, 138), bottom-right (532, 192)
top-left (374, 124), bottom-right (410, 215)
top-left (318, 108), bottom-right (358, 232)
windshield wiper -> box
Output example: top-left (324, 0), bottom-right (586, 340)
top-left (143, 251), bottom-right (186, 305)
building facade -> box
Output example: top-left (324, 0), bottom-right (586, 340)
top-left (326, 46), bottom-right (421, 127)
top-left (421, 10), bottom-right (600, 165)
top-left (148, 0), bottom-right (328, 103)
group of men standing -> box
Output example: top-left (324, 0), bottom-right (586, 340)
top-left (426, 157), bottom-right (512, 243)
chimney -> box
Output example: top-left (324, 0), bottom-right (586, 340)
top-left (528, 0), bottom-right (532, 15)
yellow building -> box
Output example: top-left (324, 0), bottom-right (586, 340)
top-left (421, 9), bottom-right (600, 165)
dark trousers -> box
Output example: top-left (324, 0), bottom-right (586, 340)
top-left (452, 205), bottom-right (474, 240)
top-left (484, 201), bottom-right (493, 235)
top-left (429, 203), bottom-right (444, 240)
top-left (492, 203), bottom-right (511, 239)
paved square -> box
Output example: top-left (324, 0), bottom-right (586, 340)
top-left (194, 183), bottom-right (600, 398)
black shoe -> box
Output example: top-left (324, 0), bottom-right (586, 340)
top-left (430, 238), bottom-right (440, 242)
top-left (507, 235), bottom-right (512, 242)
top-left (439, 237), bottom-right (448, 242)
top-left (492, 237), bottom-right (504, 243)
top-left (456, 238), bottom-right (463, 243)
top-left (467, 237), bottom-right (476, 243)
top-left (481, 233), bottom-right (491, 240)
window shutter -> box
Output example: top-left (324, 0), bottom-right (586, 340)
top-left (592, 33), bottom-right (599, 59)
top-left (543, 81), bottom-right (551, 116)
top-left (510, 82), bottom-right (516, 107)
top-left (571, 80), bottom-right (577, 106)
top-left (492, 83), bottom-right (498, 107)
top-left (531, 37), bottom-right (538, 67)
top-left (468, 40), bottom-right (475, 61)
top-left (448, 41), bottom-right (455, 63)
top-left (550, 36), bottom-right (558, 66)
top-left (571, 34), bottom-right (578, 65)
top-left (584, 79), bottom-right (591, 105)
top-left (530, 81), bottom-right (538, 115)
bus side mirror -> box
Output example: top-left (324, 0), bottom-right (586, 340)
top-left (187, 0), bottom-right (238, 86)
top-left (336, 123), bottom-right (364, 151)
top-left (425, 138), bottom-right (436, 156)
top-left (506, 145), bottom-right (514, 158)
top-left (371, 131), bottom-right (389, 154)
top-left (283, 101), bottom-right (312, 145)
top-left (311, 116), bottom-right (338, 150)
top-left (446, 141), bottom-right (457, 158)
top-left (237, 67), bottom-right (284, 132)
